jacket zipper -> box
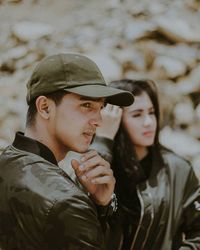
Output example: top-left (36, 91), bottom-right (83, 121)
top-left (131, 181), bottom-right (155, 250)
top-left (118, 234), bottom-right (124, 250)
top-left (130, 186), bottom-right (144, 249)
top-left (141, 181), bottom-right (155, 249)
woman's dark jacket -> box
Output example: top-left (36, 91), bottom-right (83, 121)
top-left (91, 136), bottom-right (200, 250)
top-left (0, 133), bottom-right (106, 250)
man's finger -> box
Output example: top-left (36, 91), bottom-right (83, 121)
top-left (90, 175), bottom-right (115, 185)
top-left (80, 155), bottom-right (110, 172)
top-left (85, 165), bottom-right (113, 179)
top-left (71, 159), bottom-right (82, 176)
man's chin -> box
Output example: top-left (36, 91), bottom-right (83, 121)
top-left (73, 145), bottom-right (90, 154)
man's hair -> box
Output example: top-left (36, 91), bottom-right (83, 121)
top-left (26, 90), bottom-right (67, 127)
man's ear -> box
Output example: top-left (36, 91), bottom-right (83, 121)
top-left (35, 96), bottom-right (52, 119)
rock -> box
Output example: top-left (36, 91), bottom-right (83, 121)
top-left (106, 0), bottom-right (121, 9)
top-left (195, 103), bottom-right (200, 121)
top-left (12, 21), bottom-right (54, 42)
top-left (87, 51), bottom-right (121, 80)
top-left (163, 44), bottom-right (199, 67)
top-left (2, 46), bottom-right (28, 60)
top-left (6, 0), bottom-right (23, 3)
top-left (173, 99), bottom-right (194, 126)
top-left (185, 0), bottom-right (200, 11)
top-left (145, 0), bottom-right (166, 15)
top-left (123, 70), bottom-right (154, 82)
top-left (0, 46), bottom-right (29, 72)
top-left (155, 15), bottom-right (200, 43)
top-left (15, 53), bottom-right (41, 69)
top-left (156, 80), bottom-right (181, 127)
top-left (153, 56), bottom-right (187, 79)
top-left (160, 126), bottom-right (200, 159)
top-left (176, 65), bottom-right (200, 94)
top-left (114, 48), bottom-right (147, 72)
top-left (0, 59), bottom-right (15, 73)
top-left (0, 116), bottom-right (23, 142)
top-left (187, 123), bottom-right (200, 139)
top-left (0, 97), bottom-right (9, 120)
top-left (123, 19), bottom-right (155, 41)
top-left (0, 73), bottom-right (26, 99)
top-left (141, 42), bottom-right (199, 68)
top-left (157, 80), bottom-right (181, 103)
top-left (125, 0), bottom-right (166, 16)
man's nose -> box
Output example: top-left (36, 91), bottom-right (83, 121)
top-left (89, 111), bottom-right (103, 127)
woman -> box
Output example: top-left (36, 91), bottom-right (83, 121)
top-left (91, 79), bottom-right (200, 250)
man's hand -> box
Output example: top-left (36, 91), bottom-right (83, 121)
top-left (96, 104), bottom-right (122, 140)
top-left (71, 150), bottom-right (115, 206)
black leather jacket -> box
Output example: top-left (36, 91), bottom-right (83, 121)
top-left (91, 137), bottom-right (200, 250)
top-left (0, 133), bottom-right (106, 250)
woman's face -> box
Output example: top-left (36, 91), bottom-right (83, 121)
top-left (122, 91), bottom-right (157, 159)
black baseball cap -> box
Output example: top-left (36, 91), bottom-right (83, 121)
top-left (26, 53), bottom-right (134, 106)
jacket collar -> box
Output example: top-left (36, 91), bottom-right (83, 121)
top-left (12, 132), bottom-right (58, 166)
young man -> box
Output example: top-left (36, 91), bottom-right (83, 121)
top-left (0, 53), bottom-right (134, 250)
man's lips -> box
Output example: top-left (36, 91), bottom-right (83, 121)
top-left (83, 130), bottom-right (95, 136)
top-left (83, 130), bottom-right (96, 140)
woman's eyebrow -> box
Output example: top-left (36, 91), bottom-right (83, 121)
top-left (128, 106), bottom-right (154, 113)
top-left (128, 108), bottom-right (143, 113)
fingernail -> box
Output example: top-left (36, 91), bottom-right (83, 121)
top-left (79, 163), bottom-right (84, 170)
top-left (80, 156), bottom-right (85, 162)
top-left (81, 175), bottom-right (87, 181)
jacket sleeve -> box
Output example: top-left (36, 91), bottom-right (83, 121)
top-left (90, 136), bottom-right (113, 163)
top-left (179, 166), bottom-right (200, 250)
top-left (44, 192), bottom-right (105, 250)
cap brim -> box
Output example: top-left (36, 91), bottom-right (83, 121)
top-left (64, 84), bottom-right (134, 106)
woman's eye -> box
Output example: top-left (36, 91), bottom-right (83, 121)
top-left (149, 110), bottom-right (155, 115)
top-left (132, 113), bottom-right (141, 117)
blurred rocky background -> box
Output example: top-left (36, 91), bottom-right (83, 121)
top-left (0, 0), bottom-right (200, 176)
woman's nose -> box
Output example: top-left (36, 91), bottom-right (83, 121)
top-left (144, 115), bottom-right (153, 126)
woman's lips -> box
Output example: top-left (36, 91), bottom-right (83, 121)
top-left (143, 131), bottom-right (155, 137)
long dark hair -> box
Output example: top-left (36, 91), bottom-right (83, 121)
top-left (110, 79), bottom-right (164, 202)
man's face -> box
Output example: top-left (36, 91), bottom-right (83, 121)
top-left (49, 93), bottom-right (104, 156)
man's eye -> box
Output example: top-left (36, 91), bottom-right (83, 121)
top-left (82, 103), bottom-right (92, 108)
